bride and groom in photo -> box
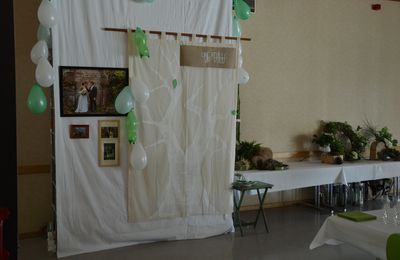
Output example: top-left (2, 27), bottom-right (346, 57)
top-left (75, 81), bottom-right (97, 113)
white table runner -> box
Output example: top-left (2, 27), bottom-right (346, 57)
top-left (238, 160), bottom-right (400, 193)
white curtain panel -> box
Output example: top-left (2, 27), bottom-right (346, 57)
top-left (128, 37), bottom-right (238, 222)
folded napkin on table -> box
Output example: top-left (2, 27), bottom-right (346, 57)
top-left (337, 211), bottom-right (377, 222)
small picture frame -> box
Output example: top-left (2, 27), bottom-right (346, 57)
top-left (98, 120), bottom-right (120, 167)
top-left (69, 124), bottom-right (89, 139)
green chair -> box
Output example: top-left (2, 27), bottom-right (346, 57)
top-left (387, 233), bottom-right (400, 260)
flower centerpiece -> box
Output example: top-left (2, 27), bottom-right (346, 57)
top-left (313, 121), bottom-right (368, 164)
top-left (363, 123), bottom-right (400, 161)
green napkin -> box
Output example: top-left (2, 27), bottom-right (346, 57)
top-left (337, 211), bottom-right (377, 222)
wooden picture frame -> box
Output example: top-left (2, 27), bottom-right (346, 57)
top-left (59, 66), bottom-right (128, 117)
top-left (69, 124), bottom-right (89, 139)
top-left (98, 120), bottom-right (120, 167)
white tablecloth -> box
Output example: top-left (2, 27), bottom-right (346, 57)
top-left (238, 160), bottom-right (400, 193)
top-left (309, 209), bottom-right (400, 260)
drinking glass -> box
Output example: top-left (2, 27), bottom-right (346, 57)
top-left (382, 209), bottom-right (389, 224)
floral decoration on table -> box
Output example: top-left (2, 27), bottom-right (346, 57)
top-left (312, 121), bottom-right (368, 164)
top-left (363, 122), bottom-right (400, 161)
top-left (234, 140), bottom-right (288, 171)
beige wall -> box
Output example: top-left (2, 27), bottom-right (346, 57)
top-left (14, 0), bottom-right (52, 235)
top-left (240, 0), bottom-right (400, 153)
top-left (239, 0), bottom-right (400, 206)
top-left (18, 173), bottom-right (52, 235)
top-left (15, 0), bottom-right (50, 166)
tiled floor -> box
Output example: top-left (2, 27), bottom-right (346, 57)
top-left (18, 204), bottom-right (380, 260)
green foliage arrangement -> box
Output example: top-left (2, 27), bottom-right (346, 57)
top-left (363, 123), bottom-right (398, 148)
top-left (235, 140), bottom-right (261, 170)
top-left (313, 121), bottom-right (368, 160)
top-left (363, 121), bottom-right (400, 161)
top-left (235, 140), bottom-right (261, 162)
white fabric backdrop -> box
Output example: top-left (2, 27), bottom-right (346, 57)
top-left (52, 0), bottom-right (233, 257)
top-left (128, 37), bottom-right (237, 222)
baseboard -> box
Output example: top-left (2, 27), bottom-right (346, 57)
top-left (239, 199), bottom-right (308, 211)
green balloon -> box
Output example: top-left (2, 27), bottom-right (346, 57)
top-left (234, 0), bottom-right (251, 20)
top-left (138, 45), bottom-right (150, 58)
top-left (126, 110), bottom-right (137, 144)
top-left (134, 27), bottom-right (150, 58)
top-left (232, 15), bottom-right (242, 37)
top-left (37, 25), bottom-right (51, 48)
top-left (115, 86), bottom-right (134, 114)
top-left (27, 83), bottom-right (47, 114)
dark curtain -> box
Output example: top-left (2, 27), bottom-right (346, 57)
top-left (0, 0), bottom-right (17, 259)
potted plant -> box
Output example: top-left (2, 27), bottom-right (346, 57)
top-left (235, 140), bottom-right (261, 170)
top-left (313, 133), bottom-right (345, 164)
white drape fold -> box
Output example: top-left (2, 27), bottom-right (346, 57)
top-left (128, 37), bottom-right (237, 222)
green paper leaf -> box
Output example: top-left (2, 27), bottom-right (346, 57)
top-left (172, 79), bottom-right (178, 89)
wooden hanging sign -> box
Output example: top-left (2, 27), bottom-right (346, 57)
top-left (180, 45), bottom-right (237, 69)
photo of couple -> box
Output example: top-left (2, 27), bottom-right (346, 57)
top-left (75, 80), bottom-right (98, 113)
top-left (59, 66), bottom-right (128, 117)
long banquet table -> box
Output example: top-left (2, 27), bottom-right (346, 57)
top-left (238, 160), bottom-right (400, 196)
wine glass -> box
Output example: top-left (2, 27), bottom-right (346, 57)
top-left (382, 211), bottom-right (389, 224)
top-left (393, 204), bottom-right (400, 225)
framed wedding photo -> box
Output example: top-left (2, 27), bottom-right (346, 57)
top-left (98, 120), bottom-right (120, 167)
top-left (69, 124), bottom-right (89, 139)
top-left (59, 66), bottom-right (128, 117)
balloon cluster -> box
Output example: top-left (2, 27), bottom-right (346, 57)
top-left (237, 43), bottom-right (249, 85)
top-left (134, 27), bottom-right (150, 58)
top-left (232, 0), bottom-right (251, 37)
top-left (27, 0), bottom-right (57, 114)
top-left (232, 0), bottom-right (251, 86)
top-left (115, 77), bottom-right (150, 170)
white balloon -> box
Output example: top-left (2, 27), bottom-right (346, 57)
top-left (35, 57), bottom-right (54, 87)
top-left (238, 43), bottom-right (243, 55)
top-left (131, 78), bottom-right (150, 104)
top-left (238, 55), bottom-right (243, 68)
top-left (30, 40), bottom-right (48, 64)
top-left (130, 142), bottom-right (148, 170)
top-left (38, 0), bottom-right (57, 28)
top-left (238, 68), bottom-right (249, 85)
